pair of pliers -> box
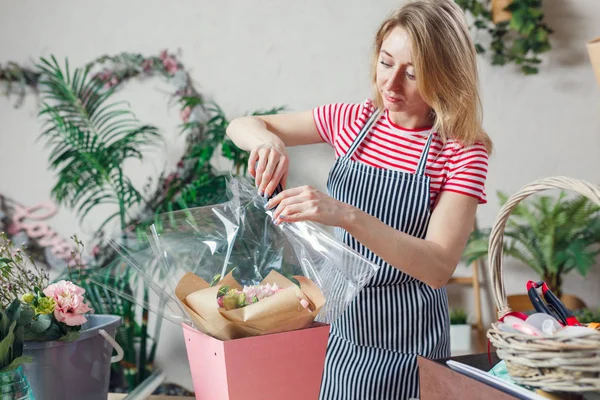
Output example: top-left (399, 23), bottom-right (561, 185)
top-left (526, 280), bottom-right (581, 326)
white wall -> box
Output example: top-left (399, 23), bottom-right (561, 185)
top-left (1, 0), bottom-right (600, 391)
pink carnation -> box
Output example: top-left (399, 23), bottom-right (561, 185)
top-left (242, 283), bottom-right (283, 304)
top-left (43, 280), bottom-right (92, 326)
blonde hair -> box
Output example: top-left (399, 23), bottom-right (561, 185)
top-left (371, 0), bottom-right (493, 154)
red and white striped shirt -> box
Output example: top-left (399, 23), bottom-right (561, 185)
top-left (313, 99), bottom-right (489, 206)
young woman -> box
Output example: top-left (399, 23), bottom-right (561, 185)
top-left (226, 0), bottom-right (492, 398)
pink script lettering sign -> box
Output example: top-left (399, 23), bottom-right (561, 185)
top-left (9, 201), bottom-right (74, 261)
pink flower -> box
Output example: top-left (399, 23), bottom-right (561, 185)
top-left (163, 56), bottom-right (178, 75)
top-left (180, 106), bottom-right (191, 123)
top-left (299, 298), bottom-right (312, 312)
top-left (141, 59), bottom-right (154, 71)
top-left (6, 223), bottom-right (20, 236)
top-left (163, 172), bottom-right (178, 189)
top-left (96, 70), bottom-right (111, 82)
top-left (159, 50), bottom-right (168, 60)
top-left (43, 280), bottom-right (92, 326)
top-left (104, 75), bottom-right (119, 89)
top-left (242, 283), bottom-right (283, 304)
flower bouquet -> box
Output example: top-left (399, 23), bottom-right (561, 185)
top-left (103, 177), bottom-right (379, 338)
top-left (0, 233), bottom-right (91, 345)
top-left (177, 269), bottom-right (325, 340)
top-left (96, 177), bottom-right (380, 399)
top-left (0, 233), bottom-right (122, 400)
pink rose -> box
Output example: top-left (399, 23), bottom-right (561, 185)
top-left (141, 59), bottom-right (154, 71)
top-left (43, 280), bottom-right (92, 326)
top-left (163, 56), bottom-right (178, 75)
top-left (180, 106), bottom-right (191, 123)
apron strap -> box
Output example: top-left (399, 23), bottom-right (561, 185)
top-left (415, 133), bottom-right (434, 176)
top-left (343, 107), bottom-right (433, 177)
top-left (342, 108), bottom-right (383, 160)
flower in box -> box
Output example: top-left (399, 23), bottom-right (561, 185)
top-left (175, 270), bottom-right (325, 341)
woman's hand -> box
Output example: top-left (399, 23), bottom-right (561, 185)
top-left (266, 185), bottom-right (355, 227)
top-left (248, 141), bottom-right (289, 198)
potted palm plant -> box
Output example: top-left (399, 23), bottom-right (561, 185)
top-left (455, 0), bottom-right (553, 74)
top-left (464, 190), bottom-right (600, 310)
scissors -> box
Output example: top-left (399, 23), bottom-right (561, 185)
top-left (526, 280), bottom-right (582, 326)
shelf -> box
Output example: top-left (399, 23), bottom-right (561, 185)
top-left (448, 276), bottom-right (473, 285)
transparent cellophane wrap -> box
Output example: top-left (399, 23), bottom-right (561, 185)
top-left (94, 178), bottom-right (379, 341)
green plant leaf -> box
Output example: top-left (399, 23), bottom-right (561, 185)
top-left (16, 306), bottom-right (34, 328)
top-left (29, 314), bottom-right (52, 333)
top-left (509, 10), bottom-right (526, 31)
top-left (5, 300), bottom-right (21, 323)
top-left (492, 53), bottom-right (506, 65)
top-left (528, 7), bottom-right (543, 19)
top-left (449, 308), bottom-right (468, 324)
top-left (0, 321), bottom-right (16, 369)
top-left (522, 65), bottom-right (539, 75)
top-left (59, 331), bottom-right (81, 342)
top-left (37, 56), bottom-right (161, 231)
top-left (0, 356), bottom-right (32, 373)
top-left (554, 239), bottom-right (598, 276)
top-left (511, 38), bottom-right (529, 56)
top-left (465, 190), bottom-right (600, 295)
top-left (25, 318), bottom-right (63, 341)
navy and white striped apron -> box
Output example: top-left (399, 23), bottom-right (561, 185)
top-left (319, 108), bottom-right (450, 400)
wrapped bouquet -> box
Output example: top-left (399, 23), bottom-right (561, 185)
top-left (177, 270), bottom-right (324, 340)
top-left (94, 178), bottom-right (378, 341)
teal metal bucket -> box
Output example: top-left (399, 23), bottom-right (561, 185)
top-left (22, 315), bottom-right (123, 400)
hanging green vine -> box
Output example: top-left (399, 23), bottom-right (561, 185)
top-left (455, 0), bottom-right (553, 74)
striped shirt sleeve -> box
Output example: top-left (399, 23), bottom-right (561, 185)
top-left (313, 102), bottom-right (364, 146)
top-left (442, 142), bottom-right (489, 204)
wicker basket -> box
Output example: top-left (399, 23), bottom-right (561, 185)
top-left (486, 176), bottom-right (600, 393)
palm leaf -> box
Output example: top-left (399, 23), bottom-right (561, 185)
top-left (37, 56), bottom-right (161, 231)
top-left (464, 191), bottom-right (600, 294)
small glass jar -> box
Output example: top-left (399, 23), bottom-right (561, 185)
top-left (0, 366), bottom-right (34, 400)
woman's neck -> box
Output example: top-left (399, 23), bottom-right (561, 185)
top-left (387, 109), bottom-right (433, 130)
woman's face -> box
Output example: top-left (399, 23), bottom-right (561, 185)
top-left (376, 26), bottom-right (430, 117)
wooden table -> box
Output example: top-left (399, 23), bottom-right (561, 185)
top-left (418, 353), bottom-right (600, 400)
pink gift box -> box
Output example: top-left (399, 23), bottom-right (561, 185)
top-left (182, 322), bottom-right (330, 400)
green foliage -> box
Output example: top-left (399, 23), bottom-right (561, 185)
top-left (450, 308), bottom-right (469, 325)
top-left (464, 191), bottom-right (600, 296)
top-left (157, 101), bottom-right (285, 215)
top-left (574, 307), bottom-right (600, 324)
top-left (0, 300), bottom-right (33, 372)
top-left (16, 50), bottom-right (284, 392)
top-left (37, 56), bottom-right (161, 232)
top-left (455, 0), bottom-right (552, 74)
top-left (0, 233), bottom-right (50, 309)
